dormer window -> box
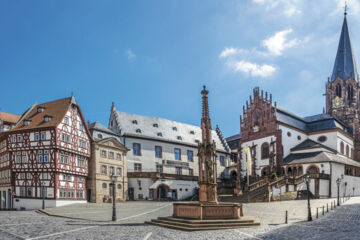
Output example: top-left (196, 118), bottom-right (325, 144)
top-left (136, 129), bottom-right (142, 133)
top-left (44, 116), bottom-right (52, 122)
top-left (153, 123), bottom-right (158, 128)
top-left (24, 120), bottom-right (31, 126)
top-left (157, 132), bottom-right (163, 137)
top-left (172, 127), bottom-right (177, 131)
top-left (37, 107), bottom-right (45, 113)
top-left (190, 130), bottom-right (195, 135)
top-left (177, 136), bottom-right (182, 140)
top-left (132, 120), bottom-right (138, 124)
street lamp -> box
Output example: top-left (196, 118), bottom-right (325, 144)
top-left (110, 174), bottom-right (118, 221)
top-left (304, 174), bottom-right (312, 221)
top-left (336, 177), bottom-right (342, 206)
top-left (41, 182), bottom-right (45, 210)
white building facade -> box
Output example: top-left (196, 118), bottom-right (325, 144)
top-left (108, 103), bottom-right (231, 200)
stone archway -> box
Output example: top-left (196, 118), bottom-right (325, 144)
top-left (230, 171), bottom-right (237, 182)
top-left (156, 184), bottom-right (170, 200)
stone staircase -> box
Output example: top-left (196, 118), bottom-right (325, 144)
top-left (219, 174), bottom-right (306, 203)
top-left (146, 216), bottom-right (260, 231)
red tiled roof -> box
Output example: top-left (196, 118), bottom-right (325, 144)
top-left (11, 97), bottom-right (73, 131)
top-left (0, 112), bottom-right (20, 124)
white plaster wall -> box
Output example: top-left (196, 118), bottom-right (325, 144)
top-left (272, 185), bottom-right (286, 196)
top-left (279, 125), bottom-right (307, 158)
top-left (125, 137), bottom-right (227, 177)
top-left (331, 162), bottom-right (360, 198)
top-left (173, 181), bottom-right (199, 200)
top-left (308, 132), bottom-right (338, 151)
top-left (319, 179), bottom-right (329, 197)
top-left (13, 198), bottom-right (86, 210)
top-left (128, 178), bottom-right (154, 200)
top-left (241, 135), bottom-right (276, 176)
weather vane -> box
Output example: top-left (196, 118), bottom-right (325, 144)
top-left (344, 1), bottom-right (348, 15)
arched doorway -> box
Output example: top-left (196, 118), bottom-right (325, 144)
top-left (230, 171), bottom-right (237, 181)
top-left (261, 166), bottom-right (270, 177)
top-left (287, 168), bottom-right (293, 176)
top-left (157, 185), bottom-right (169, 200)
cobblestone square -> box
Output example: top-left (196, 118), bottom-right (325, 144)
top-left (0, 197), bottom-right (358, 239)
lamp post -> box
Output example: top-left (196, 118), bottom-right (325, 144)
top-left (336, 177), bottom-right (342, 206)
top-left (41, 182), bottom-right (45, 210)
top-left (304, 174), bottom-right (312, 221)
top-left (110, 174), bottom-right (117, 221)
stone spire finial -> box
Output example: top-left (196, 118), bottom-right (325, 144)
top-left (201, 85), bottom-right (209, 120)
top-left (201, 85), bottom-right (212, 144)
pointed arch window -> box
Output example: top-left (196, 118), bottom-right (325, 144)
top-left (336, 84), bottom-right (342, 98)
top-left (261, 142), bottom-right (270, 159)
top-left (347, 85), bottom-right (354, 103)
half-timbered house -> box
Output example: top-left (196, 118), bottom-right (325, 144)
top-left (3, 96), bottom-right (91, 209)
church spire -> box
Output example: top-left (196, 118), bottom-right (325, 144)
top-left (201, 85), bottom-right (212, 144)
top-left (331, 12), bottom-right (358, 82)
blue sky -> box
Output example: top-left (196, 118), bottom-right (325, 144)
top-left (0, 0), bottom-right (358, 137)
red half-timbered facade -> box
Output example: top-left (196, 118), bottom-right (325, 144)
top-left (4, 97), bottom-right (91, 209)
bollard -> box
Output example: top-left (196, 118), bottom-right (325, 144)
top-left (334, 200), bottom-right (336, 208)
top-left (322, 206), bottom-right (324, 216)
top-left (331, 202), bottom-right (333, 210)
top-left (327, 203), bottom-right (329, 213)
top-left (285, 210), bottom-right (288, 224)
top-left (316, 208), bottom-right (318, 218)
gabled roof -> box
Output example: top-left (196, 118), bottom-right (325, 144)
top-left (88, 122), bottom-right (119, 136)
top-left (226, 133), bottom-right (241, 142)
top-left (95, 137), bottom-right (129, 152)
top-left (0, 112), bottom-right (20, 124)
top-left (12, 98), bottom-right (73, 131)
top-left (275, 107), bottom-right (351, 136)
top-left (291, 139), bottom-right (336, 153)
top-left (111, 109), bottom-right (229, 153)
top-left (9, 97), bottom-right (91, 143)
top-left (331, 15), bottom-right (358, 82)
top-left (282, 151), bottom-right (360, 168)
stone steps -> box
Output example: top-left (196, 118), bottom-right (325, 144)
top-left (145, 217), bottom-right (260, 231)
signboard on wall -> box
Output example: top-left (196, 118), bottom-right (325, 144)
top-left (162, 160), bottom-right (189, 167)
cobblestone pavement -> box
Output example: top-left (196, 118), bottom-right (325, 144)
top-left (0, 197), bottom-right (355, 240)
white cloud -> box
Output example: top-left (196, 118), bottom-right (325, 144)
top-left (284, 6), bottom-right (301, 17)
top-left (219, 47), bottom-right (239, 58)
top-left (252, 0), bottom-right (301, 17)
top-left (126, 49), bottom-right (136, 60)
top-left (262, 28), bottom-right (300, 56)
top-left (230, 60), bottom-right (276, 78)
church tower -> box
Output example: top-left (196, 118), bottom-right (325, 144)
top-left (326, 11), bottom-right (360, 160)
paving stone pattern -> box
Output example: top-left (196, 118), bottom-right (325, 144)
top-left (0, 197), bottom-right (357, 240)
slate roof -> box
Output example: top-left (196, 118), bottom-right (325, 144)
top-left (282, 151), bottom-right (360, 167)
top-left (226, 133), bottom-right (241, 149)
top-left (331, 15), bottom-right (359, 82)
top-left (291, 139), bottom-right (336, 152)
top-left (112, 110), bottom-right (230, 153)
top-left (275, 107), bottom-right (351, 136)
top-left (88, 122), bottom-right (119, 136)
top-left (0, 112), bottom-right (20, 124)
